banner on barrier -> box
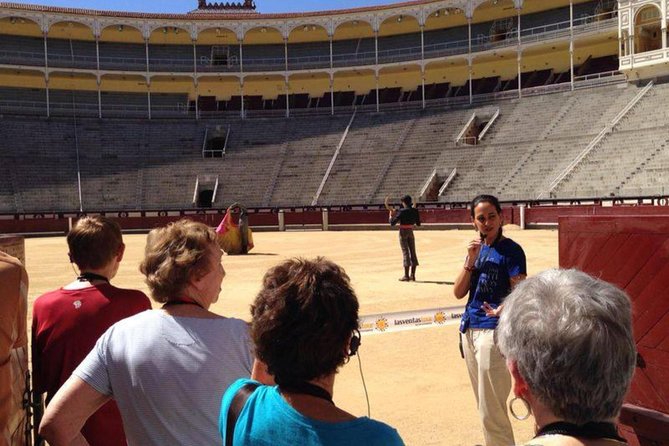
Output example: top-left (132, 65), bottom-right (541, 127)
top-left (359, 305), bottom-right (466, 335)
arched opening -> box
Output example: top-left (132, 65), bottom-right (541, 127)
top-left (0, 67), bottom-right (47, 115)
top-left (423, 8), bottom-right (467, 61)
top-left (472, 0), bottom-right (517, 45)
top-left (287, 24), bottom-right (329, 70)
top-left (425, 58), bottom-right (468, 98)
top-left (197, 75), bottom-right (240, 113)
top-left (197, 26), bottom-right (238, 71)
top-left (332, 20), bottom-right (374, 68)
top-left (634, 5), bottom-right (662, 54)
top-left (99, 24), bottom-right (145, 72)
top-left (100, 74), bottom-right (150, 118)
top-left (148, 25), bottom-right (193, 73)
top-left (288, 72), bottom-right (329, 108)
top-left (0, 16), bottom-right (43, 68)
top-left (333, 68), bottom-right (375, 106)
top-left (242, 74), bottom-right (284, 111)
top-left (47, 21), bottom-right (96, 70)
top-left (242, 26), bottom-right (284, 73)
top-left (378, 14), bottom-right (420, 65)
top-left (150, 74), bottom-right (193, 117)
top-left (378, 64), bottom-right (420, 103)
top-left (49, 71), bottom-right (98, 117)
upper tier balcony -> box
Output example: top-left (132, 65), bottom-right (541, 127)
top-left (0, 12), bottom-right (617, 75)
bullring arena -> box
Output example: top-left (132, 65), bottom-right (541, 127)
top-left (1, 0), bottom-right (669, 444)
top-left (21, 226), bottom-right (554, 445)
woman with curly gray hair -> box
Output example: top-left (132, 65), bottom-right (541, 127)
top-left (496, 269), bottom-right (636, 445)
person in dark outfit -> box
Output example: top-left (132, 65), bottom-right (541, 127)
top-left (389, 195), bottom-right (421, 281)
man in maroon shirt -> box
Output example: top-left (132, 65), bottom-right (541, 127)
top-left (32, 216), bottom-right (151, 446)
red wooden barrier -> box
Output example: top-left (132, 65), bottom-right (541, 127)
top-left (559, 216), bottom-right (669, 445)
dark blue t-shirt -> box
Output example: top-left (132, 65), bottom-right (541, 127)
top-left (459, 238), bottom-right (526, 332)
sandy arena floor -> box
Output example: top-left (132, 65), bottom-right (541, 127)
top-left (24, 226), bottom-right (558, 445)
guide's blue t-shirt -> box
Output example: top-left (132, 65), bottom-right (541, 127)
top-left (459, 238), bottom-right (526, 333)
top-left (219, 378), bottom-right (405, 446)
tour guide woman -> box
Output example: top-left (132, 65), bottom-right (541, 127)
top-left (453, 194), bottom-right (527, 446)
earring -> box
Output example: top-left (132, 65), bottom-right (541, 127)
top-left (509, 396), bottom-right (532, 420)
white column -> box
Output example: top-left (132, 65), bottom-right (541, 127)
top-left (97, 77), bottom-right (102, 119)
top-left (194, 79), bottom-right (199, 120)
top-left (374, 30), bottom-right (379, 112)
top-left (284, 37), bottom-right (289, 118)
top-left (329, 34), bottom-right (334, 115)
top-left (145, 37), bottom-right (150, 74)
top-left (630, 29), bottom-right (635, 69)
top-left (95, 34), bottom-right (102, 118)
top-left (517, 7), bottom-right (522, 99)
top-left (240, 79), bottom-right (245, 119)
top-left (329, 74), bottom-right (334, 115)
top-left (45, 77), bottom-right (50, 118)
top-left (421, 68), bottom-right (426, 108)
top-left (468, 19), bottom-right (473, 104)
top-left (193, 40), bottom-right (198, 75)
top-left (147, 81), bottom-right (152, 120)
top-left (95, 34), bottom-right (100, 73)
top-left (43, 31), bottom-right (50, 117)
top-left (239, 38), bottom-right (245, 119)
top-left (375, 71), bottom-right (380, 112)
top-left (570, 0), bottom-right (574, 90)
top-left (420, 23), bottom-right (425, 109)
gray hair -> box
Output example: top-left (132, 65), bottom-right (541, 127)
top-left (497, 269), bottom-right (636, 424)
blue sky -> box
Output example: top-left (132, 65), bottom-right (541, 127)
top-left (9, 0), bottom-right (405, 13)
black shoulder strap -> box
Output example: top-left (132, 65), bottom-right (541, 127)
top-left (225, 382), bottom-right (261, 446)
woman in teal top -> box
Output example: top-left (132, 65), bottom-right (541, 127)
top-left (219, 257), bottom-right (404, 446)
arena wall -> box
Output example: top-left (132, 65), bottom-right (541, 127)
top-left (2, 202), bottom-right (669, 235)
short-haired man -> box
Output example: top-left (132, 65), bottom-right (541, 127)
top-left (32, 216), bottom-right (151, 446)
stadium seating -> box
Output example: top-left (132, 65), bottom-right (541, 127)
top-left (2, 79), bottom-right (668, 212)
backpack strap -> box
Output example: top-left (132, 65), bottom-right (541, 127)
top-left (225, 382), bottom-right (261, 446)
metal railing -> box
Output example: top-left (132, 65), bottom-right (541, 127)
top-left (419, 169), bottom-right (438, 200)
top-left (478, 108), bottom-right (500, 141)
top-left (312, 109), bottom-right (357, 206)
top-left (438, 168), bottom-right (458, 197)
top-left (0, 12), bottom-right (617, 74)
top-left (0, 72), bottom-right (629, 120)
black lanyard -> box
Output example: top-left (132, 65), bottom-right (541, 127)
top-left (280, 381), bottom-right (334, 405)
top-left (475, 230), bottom-right (503, 270)
top-left (536, 421), bottom-right (626, 443)
top-left (77, 272), bottom-right (109, 283)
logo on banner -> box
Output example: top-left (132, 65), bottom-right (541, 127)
top-left (434, 311), bottom-right (447, 324)
top-left (375, 317), bottom-right (389, 332)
